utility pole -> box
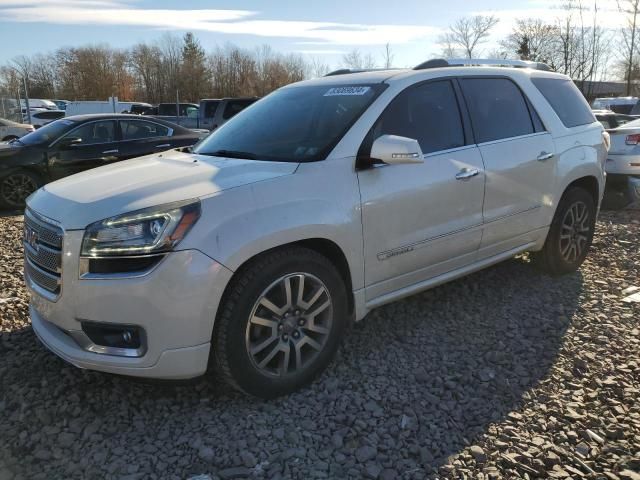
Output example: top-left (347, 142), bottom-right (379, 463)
top-left (23, 76), bottom-right (31, 124)
top-left (175, 89), bottom-right (180, 126)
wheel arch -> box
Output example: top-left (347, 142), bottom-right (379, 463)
top-left (562, 175), bottom-right (600, 205)
top-left (220, 237), bottom-right (355, 318)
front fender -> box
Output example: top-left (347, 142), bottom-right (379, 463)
top-left (180, 158), bottom-right (364, 290)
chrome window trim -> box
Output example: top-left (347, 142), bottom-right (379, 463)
top-left (423, 144), bottom-right (477, 158)
top-left (475, 131), bottom-right (550, 148)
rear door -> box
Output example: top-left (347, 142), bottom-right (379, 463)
top-left (48, 120), bottom-right (119, 179)
top-left (118, 119), bottom-right (175, 158)
top-left (459, 77), bottom-right (556, 257)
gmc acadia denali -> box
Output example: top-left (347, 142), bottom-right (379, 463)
top-left (24, 59), bottom-right (607, 398)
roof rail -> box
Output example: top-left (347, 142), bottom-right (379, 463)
top-left (324, 68), bottom-right (399, 76)
top-left (413, 58), bottom-right (552, 72)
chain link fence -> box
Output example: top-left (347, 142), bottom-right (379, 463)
top-left (0, 86), bottom-right (23, 123)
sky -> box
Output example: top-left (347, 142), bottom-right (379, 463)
top-left (0, 0), bottom-right (625, 69)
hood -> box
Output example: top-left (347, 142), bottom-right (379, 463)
top-left (0, 142), bottom-right (23, 157)
top-left (27, 149), bottom-right (299, 229)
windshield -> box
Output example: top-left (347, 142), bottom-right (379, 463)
top-left (194, 84), bottom-right (385, 162)
top-left (18, 119), bottom-right (76, 145)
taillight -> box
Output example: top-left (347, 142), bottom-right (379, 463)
top-left (603, 131), bottom-right (610, 151)
top-left (625, 133), bottom-right (640, 145)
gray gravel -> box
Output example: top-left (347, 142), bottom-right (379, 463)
top-left (0, 209), bottom-right (638, 479)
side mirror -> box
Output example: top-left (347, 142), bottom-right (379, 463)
top-left (369, 135), bottom-right (424, 166)
top-left (58, 137), bottom-right (82, 149)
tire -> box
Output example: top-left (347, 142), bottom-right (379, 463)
top-left (2, 135), bottom-right (18, 142)
top-left (213, 246), bottom-right (348, 398)
top-left (0, 170), bottom-right (42, 209)
top-left (531, 187), bottom-right (596, 276)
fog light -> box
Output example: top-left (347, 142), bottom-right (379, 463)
top-left (81, 322), bottom-right (143, 350)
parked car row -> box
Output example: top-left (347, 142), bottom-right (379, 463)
top-left (144, 97), bottom-right (258, 130)
top-left (0, 114), bottom-right (204, 208)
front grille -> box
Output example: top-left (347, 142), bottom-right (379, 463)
top-left (24, 209), bottom-right (63, 297)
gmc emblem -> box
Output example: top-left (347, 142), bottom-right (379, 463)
top-left (24, 226), bottom-right (39, 251)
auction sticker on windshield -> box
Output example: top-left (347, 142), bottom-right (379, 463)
top-left (324, 86), bottom-right (371, 96)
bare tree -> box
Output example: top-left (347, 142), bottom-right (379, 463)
top-left (308, 56), bottom-right (330, 78)
top-left (440, 15), bottom-right (500, 59)
top-left (618, 0), bottom-right (640, 94)
top-left (382, 43), bottom-right (394, 68)
top-left (342, 49), bottom-right (376, 69)
top-left (500, 18), bottom-right (559, 65)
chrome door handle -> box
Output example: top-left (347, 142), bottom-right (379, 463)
top-left (455, 167), bottom-right (479, 180)
top-left (102, 149), bottom-right (118, 154)
top-left (537, 151), bottom-right (554, 161)
top-left (155, 144), bottom-right (171, 148)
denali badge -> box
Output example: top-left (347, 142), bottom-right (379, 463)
top-left (24, 226), bottom-right (39, 251)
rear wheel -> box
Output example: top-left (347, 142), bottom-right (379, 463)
top-left (213, 246), bottom-right (348, 398)
top-left (531, 187), bottom-right (596, 276)
top-left (1, 135), bottom-right (18, 142)
top-left (0, 170), bottom-right (41, 209)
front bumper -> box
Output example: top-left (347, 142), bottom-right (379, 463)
top-left (27, 229), bottom-right (233, 379)
top-left (606, 154), bottom-right (640, 176)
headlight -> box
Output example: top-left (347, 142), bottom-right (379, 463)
top-left (81, 199), bottom-right (201, 257)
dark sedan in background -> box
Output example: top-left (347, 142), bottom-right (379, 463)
top-left (0, 114), bottom-right (203, 208)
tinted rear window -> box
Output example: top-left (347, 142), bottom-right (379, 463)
top-left (531, 78), bottom-right (595, 128)
top-left (460, 78), bottom-right (535, 143)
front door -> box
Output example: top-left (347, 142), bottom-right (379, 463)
top-left (357, 80), bottom-right (486, 301)
top-left (48, 120), bottom-right (118, 180)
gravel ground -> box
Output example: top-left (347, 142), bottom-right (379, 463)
top-left (0, 209), bottom-right (638, 480)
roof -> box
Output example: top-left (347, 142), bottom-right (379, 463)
top-left (291, 64), bottom-right (568, 89)
top-left (60, 113), bottom-right (193, 132)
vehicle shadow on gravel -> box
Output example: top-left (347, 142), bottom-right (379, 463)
top-left (0, 256), bottom-right (582, 479)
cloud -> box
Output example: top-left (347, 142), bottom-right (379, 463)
top-left (0, 1), bottom-right (438, 46)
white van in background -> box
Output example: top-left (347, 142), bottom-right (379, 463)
top-left (65, 98), bottom-right (152, 117)
top-left (20, 99), bottom-right (57, 110)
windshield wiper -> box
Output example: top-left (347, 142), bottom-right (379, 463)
top-left (201, 149), bottom-right (258, 160)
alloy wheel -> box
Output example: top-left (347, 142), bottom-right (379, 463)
top-left (1, 174), bottom-right (38, 207)
top-left (245, 272), bottom-right (333, 377)
top-left (559, 200), bottom-right (590, 263)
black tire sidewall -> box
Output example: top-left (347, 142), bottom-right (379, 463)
top-left (544, 187), bottom-right (596, 274)
top-left (218, 249), bottom-right (348, 398)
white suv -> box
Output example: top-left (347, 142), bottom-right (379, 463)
top-left (25, 59), bottom-right (607, 398)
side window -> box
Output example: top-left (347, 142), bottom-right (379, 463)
top-left (222, 100), bottom-right (254, 120)
top-left (186, 106), bottom-right (199, 119)
top-left (120, 120), bottom-right (170, 140)
top-left (461, 78), bottom-right (535, 143)
top-left (531, 77), bottom-right (595, 128)
top-left (63, 121), bottom-right (115, 145)
top-left (371, 81), bottom-right (465, 154)
top-left (204, 101), bottom-right (219, 118)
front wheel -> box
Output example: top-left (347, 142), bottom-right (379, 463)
top-left (0, 170), bottom-right (42, 209)
top-left (531, 187), bottom-right (596, 276)
top-left (213, 246), bottom-right (348, 398)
